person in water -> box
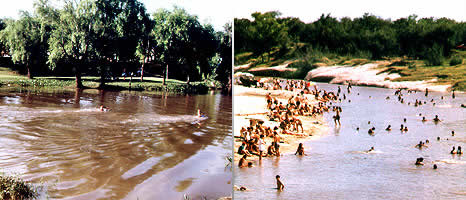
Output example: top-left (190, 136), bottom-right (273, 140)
top-left (450, 146), bottom-right (456, 154)
top-left (295, 143), bottom-right (305, 156)
top-left (367, 146), bottom-right (375, 152)
top-left (415, 157), bottom-right (424, 165)
top-left (451, 131), bottom-right (455, 136)
top-left (433, 115), bottom-right (441, 122)
top-left (333, 109), bottom-right (341, 126)
top-left (98, 105), bottom-right (110, 112)
top-left (422, 117), bottom-right (427, 122)
top-left (385, 125), bottom-right (391, 131)
top-left (457, 146), bottom-right (462, 154)
top-left (197, 109), bottom-right (206, 117)
top-left (238, 154), bottom-right (248, 168)
top-left (433, 164), bottom-right (438, 169)
top-left (276, 175), bottom-right (285, 191)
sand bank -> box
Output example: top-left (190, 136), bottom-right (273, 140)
top-left (305, 63), bottom-right (452, 92)
top-left (234, 85), bottom-right (328, 162)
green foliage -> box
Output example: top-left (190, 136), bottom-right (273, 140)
top-left (235, 12), bottom-right (466, 63)
top-left (0, 11), bottom-right (49, 78)
top-left (0, 174), bottom-right (38, 200)
top-left (425, 43), bottom-right (444, 66)
top-left (151, 7), bottom-right (219, 82)
top-left (449, 55), bottom-right (463, 66)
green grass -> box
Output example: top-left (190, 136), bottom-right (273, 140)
top-left (0, 67), bottom-right (212, 94)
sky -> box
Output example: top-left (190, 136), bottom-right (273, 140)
top-left (0, 0), bottom-right (232, 31)
top-left (234, 0), bottom-right (466, 22)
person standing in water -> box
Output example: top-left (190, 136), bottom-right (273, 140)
top-left (276, 175), bottom-right (285, 191)
top-left (295, 143), bottom-right (305, 156)
top-left (425, 88), bottom-right (429, 97)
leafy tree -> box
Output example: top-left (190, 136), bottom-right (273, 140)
top-left (152, 7), bottom-right (218, 84)
top-left (47, 0), bottom-right (99, 88)
top-left (216, 23), bottom-right (232, 93)
top-left (0, 12), bottom-right (46, 79)
top-left (249, 11), bottom-right (288, 62)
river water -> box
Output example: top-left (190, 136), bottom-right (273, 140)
top-left (234, 83), bottom-right (465, 200)
top-left (0, 89), bottom-right (232, 200)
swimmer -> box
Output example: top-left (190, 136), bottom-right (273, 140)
top-left (400, 124), bottom-right (404, 131)
top-left (295, 143), bottom-right (305, 156)
top-left (426, 140), bottom-right (429, 144)
top-left (98, 105), bottom-right (110, 112)
top-left (197, 109), bottom-right (206, 117)
top-left (437, 136), bottom-right (440, 141)
top-left (433, 164), bottom-right (437, 169)
top-left (356, 127), bottom-right (359, 131)
top-left (404, 118), bottom-right (407, 123)
top-left (450, 146), bottom-right (456, 154)
top-left (367, 146), bottom-right (375, 152)
top-left (422, 117), bottom-right (427, 122)
top-left (385, 125), bottom-right (391, 131)
top-left (247, 162), bottom-right (254, 168)
top-left (458, 146), bottom-right (462, 154)
top-left (368, 121), bottom-right (371, 124)
top-left (415, 157), bottom-right (424, 165)
top-left (276, 175), bottom-right (285, 191)
top-left (238, 154), bottom-right (248, 168)
top-left (403, 126), bottom-right (408, 132)
top-left (368, 128), bottom-right (374, 134)
top-left (451, 131), bottom-right (455, 136)
top-left (433, 115), bottom-right (441, 122)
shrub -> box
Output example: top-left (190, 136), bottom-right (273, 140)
top-left (0, 174), bottom-right (38, 200)
top-left (449, 56), bottom-right (463, 66)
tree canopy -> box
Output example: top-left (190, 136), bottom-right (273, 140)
top-left (0, 0), bottom-right (231, 90)
top-left (235, 12), bottom-right (466, 64)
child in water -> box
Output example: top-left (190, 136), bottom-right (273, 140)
top-left (276, 175), bottom-right (285, 191)
top-left (295, 143), bottom-right (305, 156)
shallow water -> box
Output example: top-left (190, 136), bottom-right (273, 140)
top-left (0, 89), bottom-right (232, 199)
top-left (234, 83), bottom-right (465, 200)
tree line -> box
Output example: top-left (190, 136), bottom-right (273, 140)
top-left (0, 0), bottom-right (232, 91)
top-left (235, 12), bottom-right (465, 65)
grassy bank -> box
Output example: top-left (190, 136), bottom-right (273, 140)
top-left (0, 67), bottom-right (213, 94)
top-left (235, 48), bottom-right (466, 91)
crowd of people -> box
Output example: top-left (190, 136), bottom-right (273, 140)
top-left (236, 78), bottom-right (462, 191)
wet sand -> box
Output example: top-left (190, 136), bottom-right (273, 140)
top-left (233, 86), bottom-right (328, 162)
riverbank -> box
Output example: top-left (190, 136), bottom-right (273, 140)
top-left (0, 67), bottom-right (213, 94)
top-left (235, 57), bottom-right (465, 92)
top-left (233, 85), bottom-right (328, 163)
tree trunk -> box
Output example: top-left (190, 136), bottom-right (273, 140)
top-left (75, 64), bottom-right (83, 89)
top-left (26, 63), bottom-right (33, 79)
top-left (163, 64), bottom-right (168, 85)
top-left (140, 61), bottom-right (145, 81)
top-left (99, 72), bottom-right (106, 88)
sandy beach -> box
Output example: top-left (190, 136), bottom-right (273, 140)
top-left (233, 85), bottom-right (328, 162)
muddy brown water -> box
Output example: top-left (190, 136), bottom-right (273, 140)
top-left (0, 89), bottom-right (232, 199)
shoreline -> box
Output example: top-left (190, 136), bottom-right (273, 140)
top-left (233, 85), bottom-right (328, 163)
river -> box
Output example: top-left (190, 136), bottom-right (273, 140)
top-left (234, 83), bottom-right (465, 200)
top-left (0, 89), bottom-right (232, 200)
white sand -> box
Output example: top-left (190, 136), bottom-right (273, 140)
top-left (305, 64), bottom-right (452, 92)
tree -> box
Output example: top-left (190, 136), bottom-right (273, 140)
top-left (249, 11), bottom-right (288, 62)
top-left (152, 7), bottom-right (218, 84)
top-left (0, 12), bottom-right (46, 79)
top-left (48, 0), bottom-right (99, 88)
top-left (216, 23), bottom-right (232, 94)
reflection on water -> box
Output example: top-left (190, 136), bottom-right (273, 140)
top-left (234, 83), bottom-right (465, 200)
top-left (0, 89), bottom-right (232, 199)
